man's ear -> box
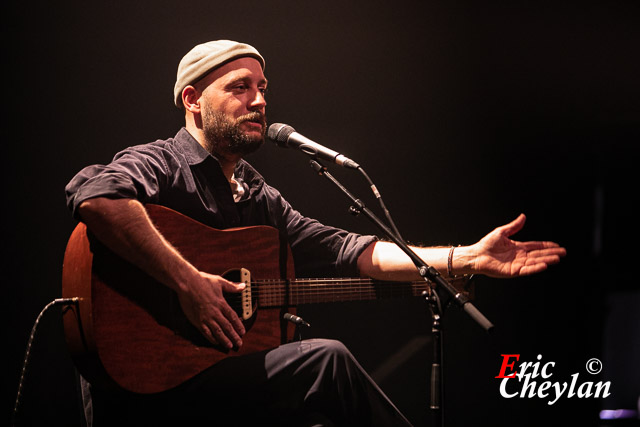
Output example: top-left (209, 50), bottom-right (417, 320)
top-left (181, 85), bottom-right (201, 113)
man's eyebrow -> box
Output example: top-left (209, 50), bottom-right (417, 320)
top-left (225, 75), bottom-right (268, 87)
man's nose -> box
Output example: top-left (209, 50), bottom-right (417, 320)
top-left (249, 89), bottom-right (266, 111)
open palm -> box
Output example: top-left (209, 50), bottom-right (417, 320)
top-left (472, 214), bottom-right (566, 278)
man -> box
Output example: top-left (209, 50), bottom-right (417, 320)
top-left (66, 40), bottom-right (566, 426)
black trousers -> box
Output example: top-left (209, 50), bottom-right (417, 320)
top-left (81, 339), bottom-right (413, 426)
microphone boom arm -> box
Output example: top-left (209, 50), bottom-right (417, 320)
top-left (309, 160), bottom-right (494, 332)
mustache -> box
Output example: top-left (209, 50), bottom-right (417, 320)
top-left (236, 112), bottom-right (266, 127)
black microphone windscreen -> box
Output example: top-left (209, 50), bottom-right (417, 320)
top-left (267, 123), bottom-right (295, 146)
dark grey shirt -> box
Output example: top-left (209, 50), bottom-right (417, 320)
top-left (65, 128), bottom-right (376, 277)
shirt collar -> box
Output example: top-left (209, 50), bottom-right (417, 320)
top-left (175, 127), bottom-right (266, 195)
top-left (175, 127), bottom-right (211, 166)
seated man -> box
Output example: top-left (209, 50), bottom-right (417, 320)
top-left (65, 40), bottom-right (566, 426)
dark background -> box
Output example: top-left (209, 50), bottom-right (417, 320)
top-left (4, 1), bottom-right (639, 426)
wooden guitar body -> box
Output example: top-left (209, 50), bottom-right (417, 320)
top-left (62, 205), bottom-right (296, 394)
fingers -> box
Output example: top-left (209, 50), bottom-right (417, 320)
top-left (515, 247), bottom-right (566, 276)
top-left (218, 277), bottom-right (247, 335)
top-left (181, 274), bottom-right (247, 350)
top-left (518, 263), bottom-right (549, 276)
top-left (209, 279), bottom-right (246, 349)
top-left (520, 240), bottom-right (558, 249)
top-left (221, 279), bottom-right (246, 293)
top-left (520, 242), bottom-right (567, 261)
top-left (498, 213), bottom-right (527, 237)
top-left (198, 304), bottom-right (245, 349)
top-left (205, 306), bottom-right (244, 350)
top-left (501, 217), bottom-right (568, 259)
top-left (520, 241), bottom-right (567, 255)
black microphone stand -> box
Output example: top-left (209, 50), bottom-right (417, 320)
top-left (309, 160), bottom-right (494, 427)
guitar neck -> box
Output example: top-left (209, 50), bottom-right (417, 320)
top-left (255, 278), bottom-right (431, 307)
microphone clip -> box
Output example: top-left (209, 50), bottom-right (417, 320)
top-left (310, 160), bottom-right (364, 216)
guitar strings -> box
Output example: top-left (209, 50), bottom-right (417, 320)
top-left (244, 279), bottom-right (432, 307)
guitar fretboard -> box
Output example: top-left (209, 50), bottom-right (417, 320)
top-left (252, 278), bottom-right (432, 307)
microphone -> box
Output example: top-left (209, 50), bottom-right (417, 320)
top-left (283, 312), bottom-right (311, 327)
top-left (267, 123), bottom-right (360, 169)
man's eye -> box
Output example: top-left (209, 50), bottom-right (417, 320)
top-left (259, 87), bottom-right (268, 96)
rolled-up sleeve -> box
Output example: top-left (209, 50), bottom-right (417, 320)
top-left (263, 184), bottom-right (377, 278)
top-left (65, 145), bottom-right (172, 219)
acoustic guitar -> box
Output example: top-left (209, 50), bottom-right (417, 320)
top-left (62, 204), bottom-right (470, 394)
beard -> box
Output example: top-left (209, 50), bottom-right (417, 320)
top-left (201, 108), bottom-right (266, 157)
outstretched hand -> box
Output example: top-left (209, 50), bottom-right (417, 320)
top-left (470, 214), bottom-right (566, 278)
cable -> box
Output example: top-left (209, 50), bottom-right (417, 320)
top-left (12, 297), bottom-right (79, 427)
top-left (356, 166), bottom-right (404, 242)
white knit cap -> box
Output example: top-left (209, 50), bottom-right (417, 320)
top-left (173, 40), bottom-right (265, 107)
